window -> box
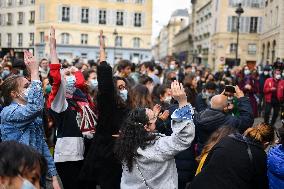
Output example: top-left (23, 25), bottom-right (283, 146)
top-left (81, 34), bottom-right (88, 45)
top-left (135, 0), bottom-right (144, 3)
top-left (62, 6), bottom-right (70, 22)
top-left (248, 44), bottom-right (257, 54)
top-left (230, 43), bottom-right (237, 53)
top-left (250, 17), bottom-right (258, 33)
top-left (40, 32), bottom-right (44, 43)
top-left (134, 13), bottom-right (142, 27)
top-left (133, 37), bottom-right (140, 48)
top-left (61, 33), bottom-right (70, 44)
top-left (81, 8), bottom-right (89, 23)
top-left (7, 13), bottom-right (12, 25)
top-left (18, 33), bottom-right (23, 47)
top-left (7, 33), bottom-right (12, 47)
top-left (19, 0), bottom-right (24, 5)
top-left (228, 16), bottom-right (238, 32)
top-left (116, 11), bottom-right (124, 26)
top-left (115, 36), bottom-right (122, 47)
top-left (81, 53), bottom-right (87, 59)
top-left (251, 0), bottom-right (260, 8)
top-left (117, 0), bottom-right (124, 2)
top-left (29, 11), bottom-right (35, 24)
top-left (29, 32), bottom-right (34, 46)
top-left (18, 12), bottom-right (23, 24)
top-left (8, 0), bottom-right (12, 6)
top-left (99, 10), bottom-right (106, 24)
top-left (30, 0), bottom-right (35, 4)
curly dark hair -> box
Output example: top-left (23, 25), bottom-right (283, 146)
top-left (114, 108), bottom-right (156, 172)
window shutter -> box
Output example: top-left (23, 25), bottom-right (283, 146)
top-left (227, 16), bottom-right (232, 32)
top-left (124, 11), bottom-right (127, 26)
top-left (257, 17), bottom-right (263, 33)
top-left (260, 0), bottom-right (265, 8)
top-left (228, 0), bottom-right (232, 6)
top-left (128, 12), bottom-right (133, 27)
top-left (39, 4), bottom-right (45, 22)
top-left (245, 17), bottom-right (250, 33)
top-left (58, 5), bottom-right (62, 22)
top-left (141, 12), bottom-right (145, 27)
top-left (240, 16), bottom-right (245, 33)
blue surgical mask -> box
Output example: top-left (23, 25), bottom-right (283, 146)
top-left (1, 70), bottom-right (10, 78)
top-left (119, 89), bottom-right (128, 102)
top-left (19, 86), bottom-right (31, 101)
top-left (90, 79), bottom-right (98, 89)
top-left (244, 70), bottom-right (250, 75)
top-left (21, 179), bottom-right (36, 189)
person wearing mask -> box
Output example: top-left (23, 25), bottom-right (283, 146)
top-left (190, 123), bottom-right (274, 189)
top-left (1, 63), bottom-right (12, 80)
top-left (0, 50), bottom-right (60, 189)
top-left (168, 60), bottom-right (185, 83)
top-left (0, 141), bottom-right (48, 189)
top-left (238, 66), bottom-right (259, 117)
top-left (264, 69), bottom-right (284, 127)
top-left (139, 75), bottom-right (155, 94)
top-left (195, 82), bottom-right (217, 112)
top-left (115, 81), bottom-right (195, 189)
top-left (194, 86), bottom-right (254, 153)
top-left (267, 127), bottom-right (284, 189)
top-left (79, 30), bottom-right (130, 189)
top-left (39, 58), bottom-right (50, 79)
top-left (83, 69), bottom-right (98, 92)
top-left (259, 65), bottom-right (271, 116)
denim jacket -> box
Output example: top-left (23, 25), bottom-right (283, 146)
top-left (0, 80), bottom-right (57, 177)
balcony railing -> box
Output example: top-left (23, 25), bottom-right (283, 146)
top-left (7, 21), bottom-right (12, 25)
top-left (29, 19), bottom-right (34, 24)
top-left (17, 20), bottom-right (23, 25)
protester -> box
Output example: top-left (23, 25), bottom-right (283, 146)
top-left (79, 30), bottom-right (130, 189)
top-left (143, 61), bottom-right (161, 85)
top-left (267, 127), bottom-right (284, 189)
top-left (39, 58), bottom-right (50, 79)
top-left (47, 26), bottom-right (86, 189)
top-left (264, 69), bottom-right (284, 127)
top-left (195, 126), bottom-right (237, 175)
top-left (115, 80), bottom-right (195, 189)
top-left (0, 141), bottom-right (48, 189)
top-left (129, 84), bottom-right (154, 109)
top-left (0, 50), bottom-right (60, 189)
top-left (195, 81), bottom-right (217, 112)
top-left (191, 123), bottom-right (275, 189)
top-left (183, 75), bottom-right (198, 107)
top-left (194, 86), bottom-right (254, 153)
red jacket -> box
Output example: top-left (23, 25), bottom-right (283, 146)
top-left (263, 78), bottom-right (284, 103)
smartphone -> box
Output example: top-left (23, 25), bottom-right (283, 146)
top-left (225, 85), bottom-right (236, 93)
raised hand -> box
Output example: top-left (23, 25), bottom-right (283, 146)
top-left (152, 104), bottom-right (161, 118)
top-left (99, 30), bottom-right (106, 63)
top-left (234, 85), bottom-right (244, 99)
top-left (50, 26), bottom-right (59, 64)
top-left (159, 110), bottom-right (170, 121)
top-left (171, 80), bottom-right (187, 108)
top-left (24, 50), bottom-right (39, 81)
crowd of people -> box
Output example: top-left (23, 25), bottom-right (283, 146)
top-left (0, 26), bottom-right (284, 189)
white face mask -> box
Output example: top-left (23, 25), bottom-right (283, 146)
top-left (21, 179), bottom-right (37, 189)
top-left (169, 64), bottom-right (176, 70)
top-left (119, 89), bottom-right (128, 102)
top-left (191, 68), bottom-right (196, 73)
top-left (164, 96), bottom-right (172, 104)
top-left (90, 79), bottom-right (98, 89)
top-left (244, 70), bottom-right (250, 75)
top-left (264, 71), bottom-right (269, 76)
top-left (275, 74), bottom-right (281, 80)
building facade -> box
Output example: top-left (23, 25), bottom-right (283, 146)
top-left (172, 18), bottom-right (194, 63)
top-left (0, 0), bottom-right (35, 57)
top-left (210, 0), bottom-right (264, 70)
top-left (192, 0), bottom-right (212, 66)
top-left (260, 0), bottom-right (284, 64)
top-left (35, 0), bottom-right (152, 64)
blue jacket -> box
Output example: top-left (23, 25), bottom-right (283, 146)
top-left (267, 145), bottom-right (284, 189)
top-left (0, 80), bottom-right (57, 177)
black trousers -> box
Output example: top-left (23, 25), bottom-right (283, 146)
top-left (55, 160), bottom-right (83, 189)
top-left (264, 102), bottom-right (280, 126)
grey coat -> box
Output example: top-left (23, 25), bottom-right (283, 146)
top-left (120, 105), bottom-right (195, 189)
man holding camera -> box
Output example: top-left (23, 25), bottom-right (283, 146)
top-left (194, 86), bottom-right (254, 153)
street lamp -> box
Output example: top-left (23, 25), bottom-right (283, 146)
top-left (235, 3), bottom-right (244, 66)
top-left (113, 29), bottom-right (118, 64)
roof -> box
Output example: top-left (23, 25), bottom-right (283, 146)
top-left (171, 9), bottom-right (189, 17)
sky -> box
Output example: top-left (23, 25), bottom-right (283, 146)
top-left (152, 0), bottom-right (191, 43)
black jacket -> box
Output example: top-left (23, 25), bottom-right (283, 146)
top-left (79, 62), bottom-right (129, 187)
top-left (195, 93), bottom-right (208, 112)
top-left (194, 97), bottom-right (254, 152)
top-left (190, 134), bottom-right (269, 189)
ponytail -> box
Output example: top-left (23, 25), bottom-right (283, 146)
top-left (244, 123), bottom-right (274, 144)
